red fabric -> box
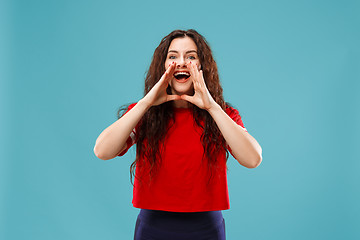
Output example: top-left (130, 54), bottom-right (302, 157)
top-left (118, 103), bottom-right (247, 212)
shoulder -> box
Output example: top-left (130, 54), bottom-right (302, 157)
top-left (117, 102), bottom-right (138, 119)
top-left (225, 103), bottom-right (241, 117)
top-left (224, 103), bottom-right (247, 131)
top-left (128, 102), bottom-right (137, 110)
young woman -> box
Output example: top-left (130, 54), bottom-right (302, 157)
top-left (94, 29), bottom-right (262, 240)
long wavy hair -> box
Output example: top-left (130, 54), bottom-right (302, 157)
top-left (118, 29), bottom-right (230, 187)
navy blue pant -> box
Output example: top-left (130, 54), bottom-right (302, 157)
top-left (134, 209), bottom-right (226, 240)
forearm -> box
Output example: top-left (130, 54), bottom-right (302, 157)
top-left (94, 99), bottom-right (150, 160)
top-left (208, 103), bottom-right (262, 168)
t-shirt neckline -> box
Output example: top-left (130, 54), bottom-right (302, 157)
top-left (173, 107), bottom-right (192, 113)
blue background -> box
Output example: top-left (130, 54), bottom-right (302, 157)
top-left (1, 0), bottom-right (359, 239)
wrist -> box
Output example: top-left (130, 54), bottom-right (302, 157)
top-left (138, 98), bottom-right (152, 111)
top-left (207, 101), bottom-right (221, 114)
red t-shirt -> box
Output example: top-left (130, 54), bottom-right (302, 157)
top-left (118, 103), bottom-right (247, 212)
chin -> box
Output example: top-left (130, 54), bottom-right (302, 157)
top-left (169, 77), bottom-right (194, 95)
top-left (171, 84), bottom-right (194, 96)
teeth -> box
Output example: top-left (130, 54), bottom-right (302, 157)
top-left (174, 72), bottom-right (190, 77)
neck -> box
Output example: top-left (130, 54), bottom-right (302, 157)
top-left (170, 87), bottom-right (194, 108)
top-left (173, 100), bottom-right (190, 108)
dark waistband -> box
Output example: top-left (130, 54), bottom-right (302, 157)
top-left (138, 209), bottom-right (224, 231)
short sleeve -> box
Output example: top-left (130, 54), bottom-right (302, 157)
top-left (225, 105), bottom-right (248, 156)
top-left (118, 103), bottom-right (137, 157)
top-left (225, 106), bottom-right (248, 132)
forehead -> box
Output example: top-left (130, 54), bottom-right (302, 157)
top-left (168, 36), bottom-right (197, 52)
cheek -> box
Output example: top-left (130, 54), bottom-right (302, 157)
top-left (165, 59), bottom-right (173, 69)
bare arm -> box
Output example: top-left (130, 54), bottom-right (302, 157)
top-left (208, 104), bottom-right (262, 168)
top-left (94, 62), bottom-right (180, 160)
top-left (94, 100), bottom-right (150, 160)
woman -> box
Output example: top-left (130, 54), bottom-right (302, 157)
top-left (94, 29), bottom-right (262, 240)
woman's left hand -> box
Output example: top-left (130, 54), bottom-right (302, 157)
top-left (180, 62), bottom-right (217, 111)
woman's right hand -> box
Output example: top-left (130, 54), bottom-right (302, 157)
top-left (94, 63), bottom-right (180, 160)
top-left (141, 62), bottom-right (181, 107)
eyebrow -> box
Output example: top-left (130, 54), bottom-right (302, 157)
top-left (167, 50), bottom-right (198, 54)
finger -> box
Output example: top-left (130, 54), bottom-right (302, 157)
top-left (194, 62), bottom-right (200, 75)
top-left (191, 63), bottom-right (201, 89)
top-left (199, 70), bottom-right (206, 87)
top-left (180, 94), bottom-right (195, 104)
top-left (165, 62), bottom-right (176, 83)
top-left (188, 62), bottom-right (198, 89)
top-left (160, 65), bottom-right (171, 82)
top-left (167, 61), bottom-right (176, 73)
top-left (169, 62), bottom-right (176, 81)
top-left (192, 68), bottom-right (205, 92)
top-left (161, 62), bottom-right (176, 84)
top-left (194, 63), bottom-right (201, 84)
top-left (166, 94), bottom-right (182, 102)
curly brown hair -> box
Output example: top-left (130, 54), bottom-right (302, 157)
top-left (118, 29), bottom-right (229, 187)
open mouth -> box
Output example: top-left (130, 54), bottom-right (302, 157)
top-left (174, 71), bottom-right (190, 81)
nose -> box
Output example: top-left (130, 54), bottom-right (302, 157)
top-left (176, 56), bottom-right (187, 68)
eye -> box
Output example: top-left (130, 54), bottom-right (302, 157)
top-left (169, 56), bottom-right (176, 59)
top-left (188, 56), bottom-right (196, 60)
